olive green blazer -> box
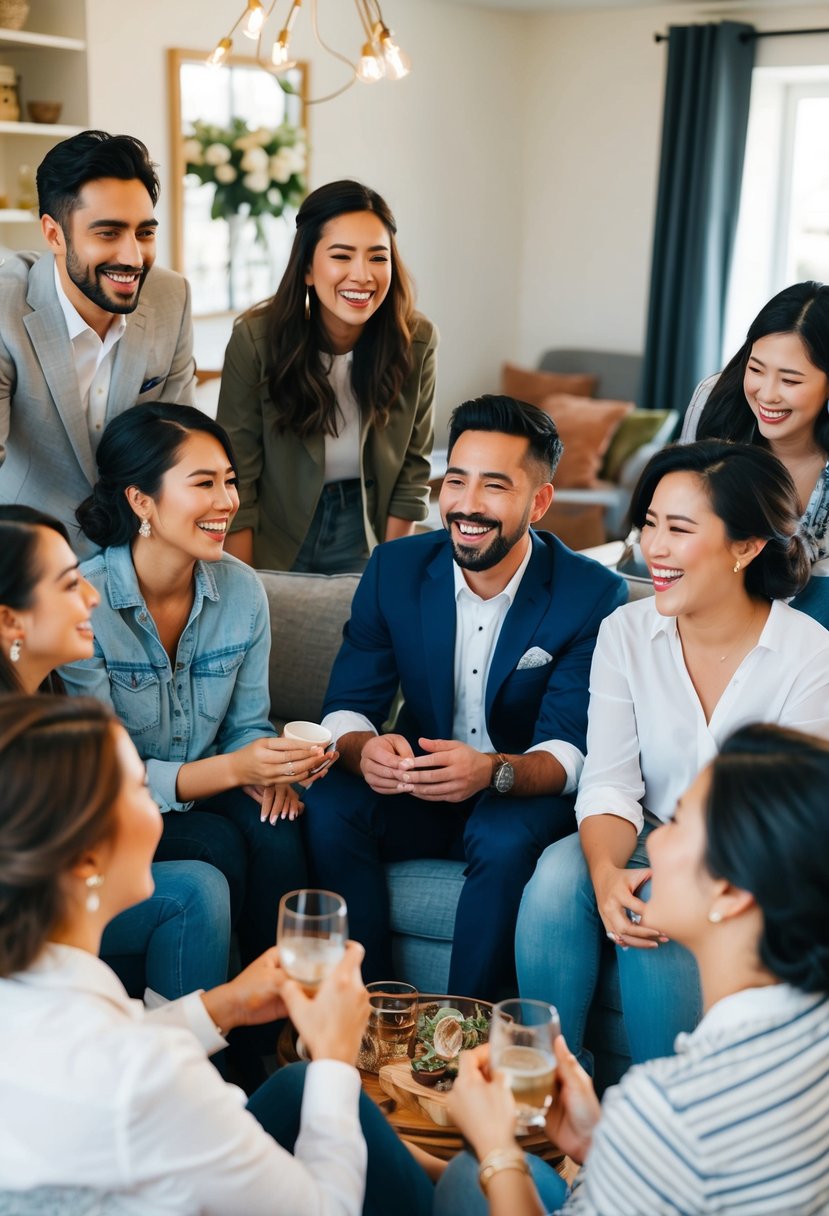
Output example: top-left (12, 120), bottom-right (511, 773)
top-left (217, 312), bottom-right (438, 570)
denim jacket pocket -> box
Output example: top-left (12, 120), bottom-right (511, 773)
top-left (109, 667), bottom-right (162, 735)
top-left (192, 646), bottom-right (246, 723)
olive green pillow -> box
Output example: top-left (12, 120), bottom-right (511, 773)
top-left (601, 410), bottom-right (673, 482)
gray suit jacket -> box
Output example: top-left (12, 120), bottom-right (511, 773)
top-left (0, 251), bottom-right (196, 557)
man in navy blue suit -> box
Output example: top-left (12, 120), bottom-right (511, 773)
top-left (305, 395), bottom-right (627, 998)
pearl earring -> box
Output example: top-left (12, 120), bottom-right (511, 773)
top-left (85, 874), bottom-right (105, 913)
top-left (9, 638), bottom-right (22, 663)
top-left (733, 560), bottom-right (741, 574)
top-left (708, 909), bottom-right (723, 924)
top-left (138, 518), bottom-right (152, 539)
top-left (304, 288), bottom-right (311, 320)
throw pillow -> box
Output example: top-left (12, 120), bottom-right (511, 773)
top-left (539, 394), bottom-right (634, 489)
top-left (601, 410), bottom-right (673, 482)
top-left (501, 362), bottom-right (598, 406)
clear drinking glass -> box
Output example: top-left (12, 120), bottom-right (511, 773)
top-left (489, 998), bottom-right (560, 1133)
top-left (277, 888), bottom-right (348, 996)
top-left (357, 981), bottom-right (419, 1072)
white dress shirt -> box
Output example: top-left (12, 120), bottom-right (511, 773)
top-left (0, 944), bottom-right (366, 1216)
top-left (325, 536), bottom-right (582, 793)
top-left (54, 262), bottom-right (126, 444)
top-left (576, 597), bottom-right (829, 833)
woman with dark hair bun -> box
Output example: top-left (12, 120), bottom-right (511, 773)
top-left (682, 281), bottom-right (829, 623)
top-left (64, 403), bottom-right (337, 1084)
top-left (517, 440), bottom-right (829, 1071)
top-left (0, 695), bottom-right (434, 1213)
top-left (0, 503), bottom-right (231, 1005)
top-left (436, 724), bottom-right (829, 1216)
top-left (218, 178), bottom-right (437, 574)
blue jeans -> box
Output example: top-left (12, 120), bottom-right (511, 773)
top-left (247, 1062), bottom-right (434, 1216)
top-left (434, 1149), bottom-right (567, 1216)
top-left (291, 479), bottom-right (369, 574)
top-left (516, 827), bottom-right (702, 1066)
top-left (101, 861), bottom-right (231, 1000)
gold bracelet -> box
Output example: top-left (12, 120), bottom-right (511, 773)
top-left (478, 1147), bottom-right (530, 1195)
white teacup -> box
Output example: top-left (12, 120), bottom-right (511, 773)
top-left (282, 720), bottom-right (333, 748)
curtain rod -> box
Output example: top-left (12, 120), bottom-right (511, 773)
top-left (654, 27), bottom-right (829, 44)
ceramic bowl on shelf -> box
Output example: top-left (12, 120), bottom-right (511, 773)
top-left (0, 0), bottom-right (29, 31)
top-left (26, 100), bottom-right (62, 124)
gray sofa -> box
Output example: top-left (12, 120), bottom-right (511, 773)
top-left (261, 565), bottom-right (631, 1093)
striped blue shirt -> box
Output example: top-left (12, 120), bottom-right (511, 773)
top-left (562, 984), bottom-right (829, 1214)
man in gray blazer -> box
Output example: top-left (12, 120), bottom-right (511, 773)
top-left (0, 130), bottom-right (195, 557)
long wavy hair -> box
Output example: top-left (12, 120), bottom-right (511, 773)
top-left (0, 506), bottom-right (71, 695)
top-left (251, 179), bottom-right (416, 438)
top-left (696, 281), bottom-right (829, 453)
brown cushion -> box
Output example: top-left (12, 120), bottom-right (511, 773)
top-left (601, 410), bottom-right (673, 482)
top-left (539, 394), bottom-right (634, 488)
top-left (501, 362), bottom-right (598, 406)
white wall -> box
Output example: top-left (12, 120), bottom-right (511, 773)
top-left (84, 0), bottom-right (530, 440)
top-left (514, 3), bottom-right (829, 370)
top-left (83, 0), bottom-right (829, 429)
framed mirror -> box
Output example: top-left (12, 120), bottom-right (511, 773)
top-left (168, 48), bottom-right (308, 317)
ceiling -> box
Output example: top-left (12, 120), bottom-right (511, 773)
top-left (442, 0), bottom-right (814, 12)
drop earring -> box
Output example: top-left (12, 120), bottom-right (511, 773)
top-left (9, 638), bottom-right (22, 663)
top-left (304, 288), bottom-right (311, 320)
top-left (85, 874), bottom-right (105, 913)
top-left (733, 560), bottom-right (741, 574)
top-left (138, 518), bottom-right (152, 539)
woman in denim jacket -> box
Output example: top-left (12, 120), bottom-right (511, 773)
top-left (62, 404), bottom-right (331, 1077)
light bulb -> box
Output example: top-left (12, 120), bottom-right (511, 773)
top-left (207, 37), bottom-right (232, 68)
top-left (356, 42), bottom-right (385, 84)
top-left (241, 0), bottom-right (265, 40)
top-left (272, 31), bottom-right (291, 66)
top-left (381, 35), bottom-right (410, 81)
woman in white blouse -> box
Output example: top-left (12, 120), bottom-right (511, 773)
top-left (0, 695), bottom-right (434, 1216)
top-left (516, 439), bottom-right (829, 1067)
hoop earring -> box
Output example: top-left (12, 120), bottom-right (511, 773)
top-left (304, 288), bottom-right (311, 321)
top-left (138, 518), bottom-right (152, 539)
top-left (9, 638), bottom-right (22, 663)
top-left (733, 560), bottom-right (741, 574)
top-left (85, 874), bottom-right (105, 913)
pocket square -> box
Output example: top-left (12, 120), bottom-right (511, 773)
top-left (517, 647), bottom-right (553, 670)
top-left (139, 375), bottom-right (164, 394)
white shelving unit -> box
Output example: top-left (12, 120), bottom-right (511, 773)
top-left (0, 1), bottom-right (88, 249)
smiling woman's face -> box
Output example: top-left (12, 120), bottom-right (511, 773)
top-left (304, 210), bottom-right (393, 352)
top-left (11, 527), bottom-right (99, 676)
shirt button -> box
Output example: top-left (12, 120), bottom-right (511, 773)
top-left (173, 736), bottom-right (182, 743)
top-left (471, 728), bottom-right (477, 734)
top-left (478, 626), bottom-right (483, 632)
top-left (174, 709), bottom-right (182, 716)
top-left (472, 668), bottom-right (478, 674)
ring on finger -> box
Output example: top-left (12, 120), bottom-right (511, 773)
top-left (287, 761), bottom-right (295, 777)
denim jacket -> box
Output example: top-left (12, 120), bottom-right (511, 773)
top-left (61, 544), bottom-right (274, 812)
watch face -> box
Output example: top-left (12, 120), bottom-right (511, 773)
top-left (494, 761), bottom-right (515, 794)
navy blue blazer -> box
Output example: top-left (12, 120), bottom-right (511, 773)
top-left (323, 529), bottom-right (627, 756)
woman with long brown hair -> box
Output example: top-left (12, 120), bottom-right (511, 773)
top-left (218, 179), bottom-right (437, 573)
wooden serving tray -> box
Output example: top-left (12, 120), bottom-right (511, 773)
top-left (379, 1059), bottom-right (456, 1126)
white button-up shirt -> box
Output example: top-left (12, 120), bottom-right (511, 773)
top-left (325, 536), bottom-right (582, 793)
top-left (0, 943), bottom-right (366, 1215)
top-left (54, 262), bottom-right (126, 443)
top-left (576, 596), bottom-right (829, 833)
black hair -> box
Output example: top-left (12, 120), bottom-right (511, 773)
top-left (0, 506), bottom-right (71, 693)
top-left (696, 282), bottom-right (829, 454)
top-left (706, 723), bottom-right (829, 993)
top-left (630, 439), bottom-right (810, 600)
top-left (77, 403), bottom-right (237, 548)
top-left (447, 395), bottom-right (563, 481)
top-left (253, 178), bottom-right (416, 438)
top-left (37, 130), bottom-right (160, 229)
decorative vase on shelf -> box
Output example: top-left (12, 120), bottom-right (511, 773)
top-left (0, 65), bottom-right (20, 122)
top-left (0, 0), bottom-right (29, 31)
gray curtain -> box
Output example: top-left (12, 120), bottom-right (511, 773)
top-left (641, 22), bottom-right (755, 417)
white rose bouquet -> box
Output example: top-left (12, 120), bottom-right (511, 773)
top-left (183, 117), bottom-right (306, 232)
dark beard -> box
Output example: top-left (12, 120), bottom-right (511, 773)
top-left (65, 245), bottom-right (148, 316)
top-left (446, 511), bottom-right (529, 572)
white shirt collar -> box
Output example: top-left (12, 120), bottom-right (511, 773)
top-left (19, 941), bottom-right (133, 1015)
top-left (54, 260), bottom-right (127, 346)
top-left (453, 532), bottom-right (533, 605)
top-left (678, 983), bottom-right (816, 1052)
top-left (647, 595), bottom-right (784, 652)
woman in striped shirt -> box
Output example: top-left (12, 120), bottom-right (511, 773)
top-left (436, 723), bottom-right (829, 1215)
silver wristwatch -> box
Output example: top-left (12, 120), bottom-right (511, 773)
top-left (491, 753), bottom-right (515, 794)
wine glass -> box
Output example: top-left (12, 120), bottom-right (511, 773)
top-left (489, 998), bottom-right (560, 1133)
top-left (277, 888), bottom-right (348, 996)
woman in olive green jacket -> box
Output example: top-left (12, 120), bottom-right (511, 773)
top-left (218, 180), bottom-right (438, 573)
